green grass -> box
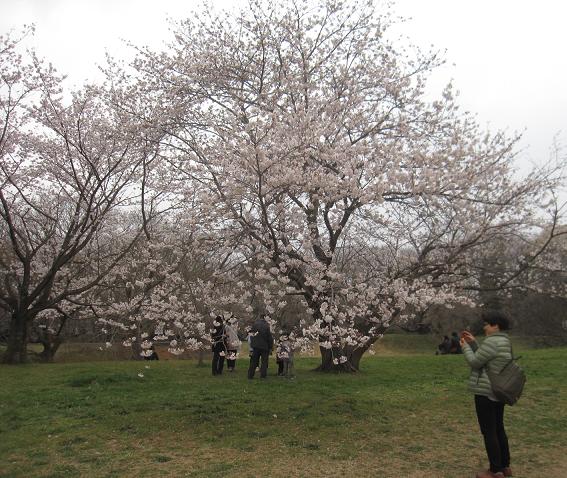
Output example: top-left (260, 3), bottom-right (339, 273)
top-left (1, 341), bottom-right (566, 477)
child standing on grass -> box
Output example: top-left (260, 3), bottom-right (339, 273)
top-left (276, 333), bottom-right (294, 377)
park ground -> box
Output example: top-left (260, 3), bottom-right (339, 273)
top-left (1, 335), bottom-right (566, 478)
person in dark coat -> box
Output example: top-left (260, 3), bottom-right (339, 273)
top-left (247, 314), bottom-right (274, 379)
top-left (450, 331), bottom-right (463, 354)
top-left (211, 316), bottom-right (227, 375)
top-left (436, 335), bottom-right (451, 355)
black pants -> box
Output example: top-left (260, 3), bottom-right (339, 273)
top-left (474, 395), bottom-right (510, 473)
top-left (248, 349), bottom-right (269, 379)
top-left (212, 351), bottom-right (225, 375)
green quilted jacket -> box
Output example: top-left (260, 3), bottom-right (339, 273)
top-left (462, 332), bottom-right (512, 398)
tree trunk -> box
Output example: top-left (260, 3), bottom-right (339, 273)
top-left (348, 337), bottom-right (380, 371)
top-left (314, 346), bottom-right (358, 373)
top-left (2, 312), bottom-right (30, 364)
top-left (130, 323), bottom-right (144, 360)
top-left (347, 322), bottom-right (387, 370)
top-left (314, 331), bottom-right (384, 372)
top-left (38, 338), bottom-right (62, 363)
top-left (131, 341), bottom-right (144, 360)
top-left (348, 346), bottom-right (366, 371)
top-left (35, 315), bottom-right (67, 363)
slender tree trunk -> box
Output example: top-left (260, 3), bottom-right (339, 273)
top-left (2, 312), bottom-right (30, 364)
top-left (38, 339), bottom-right (61, 363)
top-left (130, 322), bottom-right (144, 360)
top-left (131, 341), bottom-right (144, 360)
top-left (36, 315), bottom-right (67, 363)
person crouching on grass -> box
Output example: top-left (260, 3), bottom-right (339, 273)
top-left (460, 311), bottom-right (513, 478)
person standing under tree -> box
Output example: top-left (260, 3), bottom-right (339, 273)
top-left (276, 333), bottom-right (294, 377)
top-left (247, 314), bottom-right (273, 379)
top-left (211, 316), bottom-right (227, 376)
top-left (225, 315), bottom-right (240, 372)
top-left (460, 311), bottom-right (514, 478)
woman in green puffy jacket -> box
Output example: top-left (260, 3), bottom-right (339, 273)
top-left (460, 311), bottom-right (513, 478)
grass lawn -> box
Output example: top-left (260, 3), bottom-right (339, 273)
top-left (0, 338), bottom-right (566, 478)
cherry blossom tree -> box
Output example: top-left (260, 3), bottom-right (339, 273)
top-left (459, 147), bottom-right (566, 301)
top-left (492, 203), bottom-right (567, 300)
top-left (106, 0), bottom-right (565, 371)
top-left (92, 212), bottom-right (250, 360)
top-left (0, 32), bottom-right (165, 364)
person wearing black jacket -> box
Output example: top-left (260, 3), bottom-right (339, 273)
top-left (450, 331), bottom-right (463, 354)
top-left (247, 314), bottom-right (274, 379)
top-left (211, 316), bottom-right (227, 375)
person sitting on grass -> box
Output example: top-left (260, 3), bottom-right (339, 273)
top-left (449, 331), bottom-right (462, 354)
top-left (144, 344), bottom-right (159, 360)
top-left (436, 335), bottom-right (451, 355)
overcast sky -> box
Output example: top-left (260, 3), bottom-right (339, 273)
top-left (2, 0), bottom-right (566, 173)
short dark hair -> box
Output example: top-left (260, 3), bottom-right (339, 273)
top-left (481, 310), bottom-right (510, 331)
